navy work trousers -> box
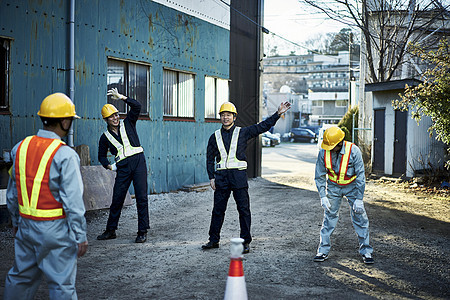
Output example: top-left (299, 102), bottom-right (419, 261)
top-left (208, 187), bottom-right (252, 244)
top-left (106, 153), bottom-right (150, 233)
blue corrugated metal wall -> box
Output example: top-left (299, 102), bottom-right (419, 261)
top-left (0, 0), bottom-right (229, 193)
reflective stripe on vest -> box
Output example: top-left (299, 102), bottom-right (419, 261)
top-left (215, 127), bottom-right (247, 170)
top-left (104, 119), bottom-right (143, 162)
top-left (16, 136), bottom-right (65, 220)
top-left (324, 141), bottom-right (356, 185)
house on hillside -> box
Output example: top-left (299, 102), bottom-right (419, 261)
top-left (263, 51), bottom-right (359, 134)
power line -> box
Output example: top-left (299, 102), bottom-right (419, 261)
top-left (217, 0), bottom-right (343, 57)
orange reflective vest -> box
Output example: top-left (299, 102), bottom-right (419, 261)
top-left (15, 136), bottom-right (66, 221)
top-left (324, 141), bottom-right (356, 185)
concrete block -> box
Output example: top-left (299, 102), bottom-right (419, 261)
top-left (81, 166), bottom-right (133, 211)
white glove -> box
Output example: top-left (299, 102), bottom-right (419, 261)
top-left (109, 163), bottom-right (117, 171)
top-left (107, 88), bottom-right (126, 100)
top-left (320, 197), bottom-right (331, 212)
top-left (353, 199), bottom-right (365, 214)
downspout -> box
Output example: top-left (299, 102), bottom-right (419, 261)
top-left (68, 0), bottom-right (75, 147)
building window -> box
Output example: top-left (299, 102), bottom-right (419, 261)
top-left (335, 100), bottom-right (348, 107)
top-left (107, 58), bottom-right (150, 115)
top-left (205, 76), bottom-right (229, 119)
top-left (0, 38), bottom-right (10, 112)
top-left (312, 100), bottom-right (323, 107)
top-left (163, 69), bottom-right (194, 118)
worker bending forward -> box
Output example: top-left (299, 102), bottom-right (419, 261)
top-left (4, 93), bottom-right (88, 299)
top-left (202, 101), bottom-right (290, 254)
top-left (314, 126), bottom-right (374, 264)
top-left (97, 88), bottom-right (149, 243)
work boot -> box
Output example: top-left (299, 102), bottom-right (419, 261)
top-left (243, 243), bottom-right (250, 254)
top-left (362, 253), bottom-right (374, 264)
top-left (313, 253), bottom-right (328, 262)
top-left (202, 241), bottom-right (219, 250)
top-left (135, 232), bottom-right (147, 243)
top-left (97, 230), bottom-right (116, 240)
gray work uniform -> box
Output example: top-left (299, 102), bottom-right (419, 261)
top-left (4, 129), bottom-right (87, 300)
top-left (314, 143), bottom-right (373, 256)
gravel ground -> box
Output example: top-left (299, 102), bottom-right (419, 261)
top-left (0, 172), bottom-right (449, 299)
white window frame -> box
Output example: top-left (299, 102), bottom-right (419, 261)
top-left (335, 100), bottom-right (348, 107)
top-left (312, 100), bottom-right (323, 107)
top-left (205, 76), bottom-right (229, 119)
top-left (163, 69), bottom-right (195, 118)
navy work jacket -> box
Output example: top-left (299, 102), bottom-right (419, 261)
top-left (98, 97), bottom-right (143, 168)
top-left (207, 112), bottom-right (280, 189)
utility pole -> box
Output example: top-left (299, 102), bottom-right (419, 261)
top-left (348, 32), bottom-right (354, 108)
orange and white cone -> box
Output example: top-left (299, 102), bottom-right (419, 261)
top-left (224, 238), bottom-right (248, 300)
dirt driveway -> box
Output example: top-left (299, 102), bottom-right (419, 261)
top-left (0, 144), bottom-right (449, 299)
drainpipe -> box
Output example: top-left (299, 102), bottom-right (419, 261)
top-left (68, 0), bottom-right (75, 147)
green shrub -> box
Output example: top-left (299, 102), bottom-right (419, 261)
top-left (338, 106), bottom-right (359, 143)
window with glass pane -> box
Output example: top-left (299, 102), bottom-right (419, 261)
top-left (0, 38), bottom-right (9, 111)
top-left (107, 58), bottom-right (149, 115)
top-left (163, 69), bottom-right (194, 118)
top-left (205, 76), bottom-right (215, 118)
top-left (335, 100), bottom-right (348, 107)
top-left (128, 63), bottom-right (149, 115)
top-left (204, 76), bottom-right (229, 119)
top-left (216, 78), bottom-right (229, 115)
top-left (312, 100), bottom-right (323, 107)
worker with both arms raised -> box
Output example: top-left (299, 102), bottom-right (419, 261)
top-left (96, 88), bottom-right (150, 243)
top-left (202, 101), bottom-right (291, 254)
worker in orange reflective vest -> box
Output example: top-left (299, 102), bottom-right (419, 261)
top-left (4, 93), bottom-right (88, 299)
top-left (313, 126), bottom-right (374, 264)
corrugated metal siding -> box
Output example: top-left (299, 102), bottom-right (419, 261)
top-left (406, 115), bottom-right (446, 177)
top-left (0, 0), bottom-right (230, 193)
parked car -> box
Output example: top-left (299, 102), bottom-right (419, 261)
top-left (289, 128), bottom-right (317, 143)
top-left (299, 125), bottom-right (320, 136)
top-left (262, 132), bottom-right (281, 147)
top-left (262, 136), bottom-right (271, 147)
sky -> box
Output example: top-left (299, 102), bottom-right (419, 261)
top-left (263, 0), bottom-right (351, 55)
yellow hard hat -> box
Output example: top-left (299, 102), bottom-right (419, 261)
top-left (37, 93), bottom-right (80, 119)
top-left (101, 104), bottom-right (119, 118)
top-left (219, 102), bottom-right (237, 114)
top-left (321, 126), bottom-right (345, 150)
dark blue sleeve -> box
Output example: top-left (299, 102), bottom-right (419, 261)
top-left (98, 134), bottom-right (110, 168)
top-left (243, 112), bottom-right (280, 139)
top-left (206, 133), bottom-right (218, 180)
top-left (125, 97), bottom-right (142, 125)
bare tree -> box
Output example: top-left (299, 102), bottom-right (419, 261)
top-left (301, 0), bottom-right (450, 83)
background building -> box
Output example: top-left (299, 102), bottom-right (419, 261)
top-left (262, 50), bottom-right (359, 135)
top-left (0, 0), bottom-right (264, 198)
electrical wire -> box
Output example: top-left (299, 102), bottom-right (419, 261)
top-left (217, 0), bottom-right (344, 57)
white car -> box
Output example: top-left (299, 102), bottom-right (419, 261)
top-left (262, 136), bottom-right (271, 147)
top-left (262, 132), bottom-right (281, 146)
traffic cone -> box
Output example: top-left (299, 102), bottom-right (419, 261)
top-left (224, 238), bottom-right (248, 300)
